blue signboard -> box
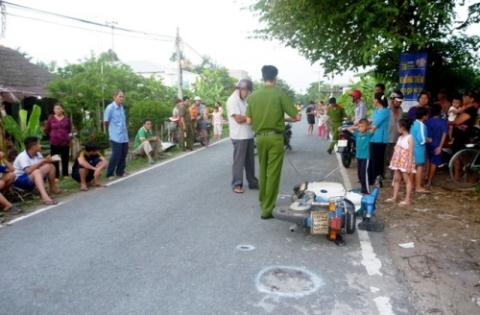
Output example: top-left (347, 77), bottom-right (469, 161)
top-left (399, 52), bottom-right (428, 102)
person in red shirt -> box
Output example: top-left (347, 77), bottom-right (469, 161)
top-left (45, 103), bottom-right (72, 178)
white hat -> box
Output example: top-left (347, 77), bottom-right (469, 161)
top-left (194, 96), bottom-right (201, 101)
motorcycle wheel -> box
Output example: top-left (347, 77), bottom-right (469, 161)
top-left (341, 150), bottom-right (352, 168)
top-left (345, 206), bottom-right (356, 234)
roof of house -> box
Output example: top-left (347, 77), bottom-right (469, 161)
top-left (0, 45), bottom-right (53, 97)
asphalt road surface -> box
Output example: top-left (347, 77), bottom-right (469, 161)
top-left (0, 119), bottom-right (414, 314)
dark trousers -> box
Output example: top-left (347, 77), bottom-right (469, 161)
top-left (368, 142), bottom-right (386, 185)
top-left (51, 144), bottom-right (70, 178)
top-left (357, 158), bottom-right (370, 194)
top-left (231, 138), bottom-right (258, 189)
top-left (107, 141), bottom-right (128, 177)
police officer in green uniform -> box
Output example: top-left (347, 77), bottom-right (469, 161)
top-left (246, 65), bottom-right (301, 219)
top-left (327, 97), bottom-right (346, 154)
top-left (178, 96), bottom-right (194, 151)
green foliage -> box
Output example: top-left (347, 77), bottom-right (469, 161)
top-left (297, 82), bottom-right (343, 105)
top-left (47, 52), bottom-right (176, 136)
top-left (128, 100), bottom-right (173, 135)
top-left (192, 67), bottom-right (236, 106)
top-left (4, 105), bottom-right (43, 151)
top-left (252, 0), bottom-right (480, 89)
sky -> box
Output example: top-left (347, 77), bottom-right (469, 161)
top-left (1, 1), bottom-right (478, 93)
top-left (0, 0), bottom-right (346, 92)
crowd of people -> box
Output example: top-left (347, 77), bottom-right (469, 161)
top-left (1, 67), bottom-right (479, 221)
top-left (307, 85), bottom-right (480, 206)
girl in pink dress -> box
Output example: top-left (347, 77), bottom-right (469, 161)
top-left (387, 118), bottom-right (415, 206)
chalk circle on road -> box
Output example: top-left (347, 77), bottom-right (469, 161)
top-left (256, 266), bottom-right (324, 298)
top-left (236, 244), bottom-right (256, 251)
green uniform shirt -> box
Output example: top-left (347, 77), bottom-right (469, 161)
top-left (327, 105), bottom-right (346, 126)
top-left (246, 86), bottom-right (298, 133)
top-left (134, 127), bottom-right (153, 149)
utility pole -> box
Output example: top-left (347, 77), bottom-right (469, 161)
top-left (175, 27), bottom-right (183, 99)
top-left (106, 21), bottom-right (118, 51)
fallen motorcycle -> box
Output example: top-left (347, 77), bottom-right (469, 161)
top-left (273, 181), bottom-right (381, 246)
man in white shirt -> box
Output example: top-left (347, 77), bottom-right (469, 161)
top-left (227, 79), bottom-right (258, 193)
top-left (13, 137), bottom-right (61, 205)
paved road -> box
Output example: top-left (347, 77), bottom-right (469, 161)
top-left (0, 119), bottom-right (413, 314)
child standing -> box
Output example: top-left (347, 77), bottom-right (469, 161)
top-left (410, 106), bottom-right (430, 193)
top-left (425, 104), bottom-right (448, 187)
top-left (349, 119), bottom-right (373, 194)
top-left (212, 104), bottom-right (223, 141)
top-left (387, 118), bottom-right (415, 206)
top-left (317, 108), bottom-right (329, 139)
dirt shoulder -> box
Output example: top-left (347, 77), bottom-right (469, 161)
top-left (346, 166), bottom-right (480, 314)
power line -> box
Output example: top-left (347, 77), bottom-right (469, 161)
top-left (5, 12), bottom-right (172, 43)
top-left (3, 1), bottom-right (174, 39)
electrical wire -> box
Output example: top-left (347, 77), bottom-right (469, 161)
top-left (3, 1), bottom-right (174, 39)
top-left (5, 11), bottom-right (173, 43)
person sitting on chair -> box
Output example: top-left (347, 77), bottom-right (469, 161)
top-left (13, 137), bottom-right (62, 205)
top-left (0, 151), bottom-right (22, 215)
top-left (72, 142), bottom-right (108, 191)
top-left (133, 119), bottom-right (162, 164)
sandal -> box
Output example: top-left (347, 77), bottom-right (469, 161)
top-left (80, 186), bottom-right (89, 192)
top-left (233, 186), bottom-right (244, 194)
top-left (51, 189), bottom-right (65, 195)
top-left (385, 198), bottom-right (396, 203)
top-left (43, 200), bottom-right (58, 206)
top-left (399, 201), bottom-right (410, 207)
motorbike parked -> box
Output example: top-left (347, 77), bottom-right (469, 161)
top-left (284, 123), bottom-right (293, 151)
top-left (337, 120), bottom-right (355, 168)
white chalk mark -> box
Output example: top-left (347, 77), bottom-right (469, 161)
top-left (374, 296), bottom-right (395, 315)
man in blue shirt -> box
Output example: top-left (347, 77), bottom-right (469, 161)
top-left (368, 93), bottom-right (390, 186)
top-left (104, 90), bottom-right (129, 178)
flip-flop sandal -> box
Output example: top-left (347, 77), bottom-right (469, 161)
top-left (94, 184), bottom-right (107, 188)
top-left (52, 189), bottom-right (65, 194)
top-left (399, 201), bottom-right (410, 207)
top-left (80, 187), bottom-right (89, 192)
top-left (43, 200), bottom-right (58, 206)
top-left (233, 187), bottom-right (244, 194)
top-left (416, 189), bottom-right (431, 194)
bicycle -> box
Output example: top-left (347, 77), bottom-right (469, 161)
top-left (449, 143), bottom-right (480, 187)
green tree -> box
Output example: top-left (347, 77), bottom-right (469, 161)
top-left (297, 82), bottom-right (343, 105)
top-left (47, 52), bottom-right (175, 137)
top-left (192, 67), bottom-right (236, 106)
top-left (252, 1), bottom-right (480, 90)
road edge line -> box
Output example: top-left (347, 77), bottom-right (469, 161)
top-left (335, 153), bottom-right (395, 315)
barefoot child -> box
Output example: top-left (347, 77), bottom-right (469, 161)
top-left (348, 119), bottom-right (373, 194)
top-left (387, 118), bottom-right (415, 206)
top-left (212, 104), bottom-right (223, 141)
top-left (72, 142), bottom-right (108, 191)
top-left (317, 108), bottom-right (329, 139)
top-left (410, 107), bottom-right (430, 193)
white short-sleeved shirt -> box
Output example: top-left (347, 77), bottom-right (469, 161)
top-left (226, 92), bottom-right (254, 140)
top-left (13, 151), bottom-right (43, 178)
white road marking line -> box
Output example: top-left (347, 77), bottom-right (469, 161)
top-left (335, 153), bottom-right (395, 315)
top-left (2, 138), bottom-right (230, 227)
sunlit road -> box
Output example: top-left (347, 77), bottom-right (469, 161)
top-left (0, 119), bottom-right (413, 314)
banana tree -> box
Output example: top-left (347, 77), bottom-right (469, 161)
top-left (3, 104), bottom-right (43, 152)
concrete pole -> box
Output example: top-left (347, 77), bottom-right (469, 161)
top-left (176, 27), bottom-right (183, 100)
